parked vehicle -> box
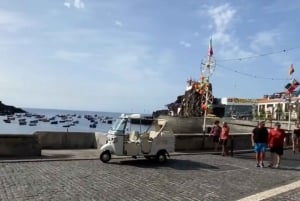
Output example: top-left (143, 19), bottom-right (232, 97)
top-left (99, 114), bottom-right (174, 163)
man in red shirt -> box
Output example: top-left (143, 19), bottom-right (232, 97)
top-left (268, 122), bottom-right (286, 168)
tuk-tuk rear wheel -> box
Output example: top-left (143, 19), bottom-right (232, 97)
top-left (100, 151), bottom-right (111, 163)
top-left (156, 152), bottom-right (167, 163)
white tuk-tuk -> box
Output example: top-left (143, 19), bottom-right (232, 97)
top-left (99, 114), bottom-right (174, 163)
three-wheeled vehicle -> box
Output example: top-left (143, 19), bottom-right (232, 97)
top-left (99, 114), bottom-right (174, 163)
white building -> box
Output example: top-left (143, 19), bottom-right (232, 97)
top-left (256, 96), bottom-right (300, 120)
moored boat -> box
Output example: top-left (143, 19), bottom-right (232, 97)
top-left (3, 119), bottom-right (11, 123)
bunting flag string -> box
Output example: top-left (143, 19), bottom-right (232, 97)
top-left (217, 45), bottom-right (300, 62)
top-left (216, 64), bottom-right (290, 81)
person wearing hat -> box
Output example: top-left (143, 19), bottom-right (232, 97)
top-left (268, 122), bottom-right (286, 168)
top-left (251, 121), bottom-right (268, 167)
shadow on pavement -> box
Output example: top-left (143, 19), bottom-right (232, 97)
top-left (231, 154), bottom-right (256, 160)
top-left (231, 151), bottom-right (300, 171)
top-left (273, 167), bottom-right (300, 171)
top-left (110, 158), bottom-right (220, 170)
top-left (0, 154), bottom-right (74, 162)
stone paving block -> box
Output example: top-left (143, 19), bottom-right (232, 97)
top-left (0, 152), bottom-right (298, 201)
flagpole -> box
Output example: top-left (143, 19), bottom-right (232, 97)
top-left (287, 64), bottom-right (295, 132)
top-left (202, 78), bottom-right (209, 133)
top-left (201, 37), bottom-right (215, 135)
top-left (288, 94), bottom-right (291, 132)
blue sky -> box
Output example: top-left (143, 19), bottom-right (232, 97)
top-left (1, 0), bottom-right (300, 113)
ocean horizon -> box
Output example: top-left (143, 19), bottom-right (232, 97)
top-left (0, 107), bottom-right (150, 135)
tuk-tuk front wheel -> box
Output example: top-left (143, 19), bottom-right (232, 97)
top-left (156, 151), bottom-right (167, 163)
top-left (100, 151), bottom-right (111, 163)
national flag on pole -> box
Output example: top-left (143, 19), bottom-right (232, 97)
top-left (285, 83), bottom-right (292, 90)
top-left (286, 78), bottom-right (300, 93)
top-left (289, 64), bottom-right (294, 76)
top-left (208, 38), bottom-right (213, 57)
top-left (292, 78), bottom-right (300, 87)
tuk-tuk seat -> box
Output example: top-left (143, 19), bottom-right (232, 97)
top-left (149, 131), bottom-right (159, 140)
top-left (129, 131), bottom-right (140, 143)
top-left (149, 119), bottom-right (167, 140)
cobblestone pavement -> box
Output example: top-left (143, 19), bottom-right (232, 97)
top-left (262, 187), bottom-right (300, 201)
top-left (0, 150), bottom-right (299, 201)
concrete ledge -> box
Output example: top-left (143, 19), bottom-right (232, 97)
top-left (0, 134), bottom-right (41, 156)
top-left (34, 132), bottom-right (98, 149)
top-left (32, 131), bottom-right (109, 149)
top-left (175, 132), bottom-right (292, 151)
top-left (174, 134), bottom-right (252, 151)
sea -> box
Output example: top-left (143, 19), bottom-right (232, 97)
top-left (0, 108), bottom-right (150, 135)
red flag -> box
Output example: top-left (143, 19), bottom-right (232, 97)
top-left (287, 78), bottom-right (300, 93)
top-left (208, 38), bottom-right (213, 57)
top-left (289, 64), bottom-right (294, 76)
top-left (292, 78), bottom-right (299, 87)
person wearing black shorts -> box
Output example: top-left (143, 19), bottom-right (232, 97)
top-left (268, 122), bottom-right (286, 168)
top-left (251, 121), bottom-right (268, 167)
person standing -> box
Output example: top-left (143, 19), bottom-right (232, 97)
top-left (219, 122), bottom-right (230, 156)
top-left (292, 124), bottom-right (300, 154)
top-left (251, 121), bottom-right (268, 168)
top-left (210, 120), bottom-right (221, 151)
top-left (268, 122), bottom-right (286, 168)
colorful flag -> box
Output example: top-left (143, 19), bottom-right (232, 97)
top-left (287, 78), bottom-right (300, 93)
top-left (292, 78), bottom-right (300, 87)
top-left (289, 64), bottom-right (294, 76)
top-left (208, 38), bottom-right (213, 57)
top-left (285, 83), bottom-right (292, 89)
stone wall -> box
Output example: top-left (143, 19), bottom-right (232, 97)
top-left (174, 132), bottom-right (292, 151)
top-left (0, 129), bottom-right (293, 156)
top-left (174, 134), bottom-right (253, 151)
top-left (159, 115), bottom-right (217, 133)
top-left (0, 132), bottom-right (108, 156)
top-left (0, 134), bottom-right (41, 156)
top-left (34, 131), bottom-right (99, 149)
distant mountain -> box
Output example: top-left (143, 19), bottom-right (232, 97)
top-left (0, 101), bottom-right (26, 115)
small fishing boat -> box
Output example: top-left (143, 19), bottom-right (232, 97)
top-left (29, 122), bottom-right (37, 126)
top-left (3, 119), bottom-right (11, 123)
top-left (89, 123), bottom-right (97, 128)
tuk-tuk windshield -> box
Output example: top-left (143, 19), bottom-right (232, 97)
top-left (110, 118), bottom-right (127, 132)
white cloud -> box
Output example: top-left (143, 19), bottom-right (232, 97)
top-left (207, 4), bottom-right (235, 32)
top-left (250, 30), bottom-right (280, 51)
top-left (114, 20), bottom-right (123, 27)
top-left (0, 10), bottom-right (32, 31)
top-left (64, 2), bottom-right (71, 8)
top-left (55, 50), bottom-right (91, 62)
top-left (64, 0), bottom-right (85, 9)
top-left (74, 0), bottom-right (85, 9)
top-left (179, 41), bottom-right (191, 48)
top-left (207, 3), bottom-right (236, 43)
top-left (203, 4), bottom-right (253, 62)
